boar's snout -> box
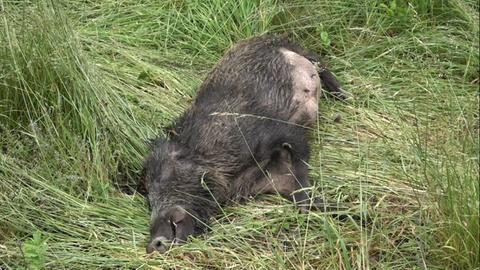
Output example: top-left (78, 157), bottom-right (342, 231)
top-left (146, 205), bottom-right (195, 254)
top-left (146, 236), bottom-right (169, 254)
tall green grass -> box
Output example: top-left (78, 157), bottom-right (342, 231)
top-left (1, 0), bottom-right (478, 269)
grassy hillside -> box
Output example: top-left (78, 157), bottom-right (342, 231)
top-left (0, 0), bottom-right (478, 269)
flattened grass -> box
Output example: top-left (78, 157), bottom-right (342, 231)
top-left (0, 0), bottom-right (478, 269)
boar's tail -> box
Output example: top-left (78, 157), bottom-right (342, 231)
top-left (317, 65), bottom-right (351, 100)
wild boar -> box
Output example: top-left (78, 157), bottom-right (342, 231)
top-left (142, 35), bottom-right (346, 253)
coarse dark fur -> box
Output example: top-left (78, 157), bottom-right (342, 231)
top-left (142, 35), bottom-right (346, 254)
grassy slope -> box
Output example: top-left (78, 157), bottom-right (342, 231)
top-left (0, 0), bottom-right (478, 269)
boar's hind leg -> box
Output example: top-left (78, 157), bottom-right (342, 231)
top-left (253, 143), bottom-right (339, 212)
top-left (277, 39), bottom-right (349, 100)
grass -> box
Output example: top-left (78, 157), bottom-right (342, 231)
top-left (0, 0), bottom-right (478, 269)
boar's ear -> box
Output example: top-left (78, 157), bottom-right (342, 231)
top-left (166, 205), bottom-right (194, 243)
